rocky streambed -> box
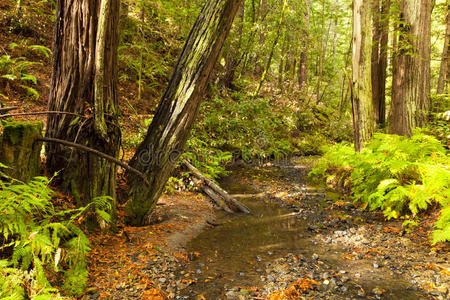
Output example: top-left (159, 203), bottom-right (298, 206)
top-left (87, 158), bottom-right (448, 300)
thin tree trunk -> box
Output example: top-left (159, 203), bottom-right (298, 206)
top-left (253, 0), bottom-right (287, 97)
top-left (352, 0), bottom-right (374, 152)
top-left (298, 0), bottom-right (310, 90)
top-left (278, 31), bottom-right (288, 92)
top-left (371, 0), bottom-right (390, 128)
top-left (437, 3), bottom-right (450, 94)
top-left (390, 0), bottom-right (432, 136)
top-left (125, 0), bottom-right (244, 226)
top-left (46, 0), bottom-right (120, 206)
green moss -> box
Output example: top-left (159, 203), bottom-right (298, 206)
top-left (0, 121), bottom-right (43, 182)
top-left (2, 121), bottom-right (43, 145)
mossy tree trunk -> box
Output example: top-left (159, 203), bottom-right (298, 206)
top-left (46, 0), bottom-right (120, 206)
top-left (125, 0), bottom-right (244, 226)
top-left (0, 121), bottom-right (43, 182)
top-left (352, 0), bottom-right (374, 152)
top-left (390, 0), bottom-right (431, 136)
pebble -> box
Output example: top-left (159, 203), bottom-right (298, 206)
top-left (372, 287), bottom-right (384, 295)
top-left (312, 253), bottom-right (319, 260)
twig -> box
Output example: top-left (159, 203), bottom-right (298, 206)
top-left (38, 137), bottom-right (149, 186)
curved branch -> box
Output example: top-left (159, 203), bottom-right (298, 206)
top-left (38, 137), bottom-right (149, 186)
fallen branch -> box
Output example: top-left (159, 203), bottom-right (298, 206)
top-left (231, 192), bottom-right (267, 199)
top-left (192, 177), bottom-right (233, 213)
top-left (0, 111), bottom-right (86, 119)
top-left (38, 137), bottom-right (149, 186)
top-left (0, 107), bottom-right (19, 114)
top-left (183, 160), bottom-right (251, 214)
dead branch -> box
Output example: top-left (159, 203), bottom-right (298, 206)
top-left (38, 137), bottom-right (149, 186)
top-left (183, 160), bottom-right (251, 214)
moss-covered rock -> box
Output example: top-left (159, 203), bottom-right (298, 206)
top-left (0, 121), bottom-right (43, 182)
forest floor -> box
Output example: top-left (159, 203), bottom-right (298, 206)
top-left (81, 159), bottom-right (448, 300)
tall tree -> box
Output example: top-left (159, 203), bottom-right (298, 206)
top-left (46, 0), bottom-right (120, 205)
top-left (437, 2), bottom-right (450, 94)
top-left (371, 0), bottom-right (390, 128)
top-left (126, 0), bottom-right (244, 226)
top-left (352, 0), bottom-right (374, 151)
top-left (390, 0), bottom-right (431, 136)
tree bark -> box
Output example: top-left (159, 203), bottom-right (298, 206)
top-left (371, 0), bottom-right (390, 128)
top-left (352, 0), bottom-right (374, 152)
top-left (125, 0), bottom-right (244, 226)
top-left (46, 0), bottom-right (120, 206)
top-left (437, 3), bottom-right (450, 94)
top-left (390, 0), bottom-right (431, 136)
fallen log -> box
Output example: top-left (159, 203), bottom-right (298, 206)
top-left (192, 177), bottom-right (233, 213)
top-left (183, 160), bottom-right (251, 214)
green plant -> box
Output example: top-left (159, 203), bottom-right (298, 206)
top-left (310, 130), bottom-right (450, 244)
top-left (0, 46), bottom-right (41, 100)
top-left (0, 171), bottom-right (112, 297)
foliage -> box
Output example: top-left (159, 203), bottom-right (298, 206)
top-left (194, 90), bottom-right (294, 161)
top-left (310, 131), bottom-right (450, 244)
top-left (426, 94), bottom-right (450, 146)
top-left (118, 0), bottom-right (203, 100)
top-left (0, 43), bottom-right (43, 100)
top-left (0, 173), bottom-right (112, 297)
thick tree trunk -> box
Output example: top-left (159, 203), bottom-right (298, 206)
top-left (46, 0), bottom-right (120, 206)
top-left (352, 0), bottom-right (374, 152)
top-left (125, 0), bottom-right (244, 226)
top-left (390, 0), bottom-right (431, 136)
top-left (437, 4), bottom-right (450, 94)
top-left (371, 0), bottom-right (390, 128)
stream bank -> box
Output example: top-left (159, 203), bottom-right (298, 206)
top-left (85, 158), bottom-right (449, 300)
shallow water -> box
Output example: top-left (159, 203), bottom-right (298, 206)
top-left (180, 170), bottom-right (428, 299)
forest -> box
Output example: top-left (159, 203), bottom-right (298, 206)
top-left (0, 0), bottom-right (449, 299)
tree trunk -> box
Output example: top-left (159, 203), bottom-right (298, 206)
top-left (371, 0), bottom-right (390, 128)
top-left (437, 4), bottom-right (450, 94)
top-left (125, 0), bottom-right (244, 226)
top-left (253, 0), bottom-right (287, 97)
top-left (352, 0), bottom-right (374, 152)
top-left (46, 0), bottom-right (120, 206)
top-left (390, 0), bottom-right (431, 136)
top-left (298, 0), bottom-right (310, 90)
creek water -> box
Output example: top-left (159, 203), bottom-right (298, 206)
top-left (179, 168), bottom-right (428, 299)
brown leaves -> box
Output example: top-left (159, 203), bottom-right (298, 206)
top-left (267, 278), bottom-right (320, 299)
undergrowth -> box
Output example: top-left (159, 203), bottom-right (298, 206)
top-left (0, 165), bottom-right (112, 298)
top-left (310, 130), bottom-right (450, 244)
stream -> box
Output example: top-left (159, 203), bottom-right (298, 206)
top-left (178, 162), bottom-right (432, 299)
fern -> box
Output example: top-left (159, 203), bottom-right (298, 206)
top-left (0, 175), bottom-right (113, 297)
top-left (311, 130), bottom-right (450, 244)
